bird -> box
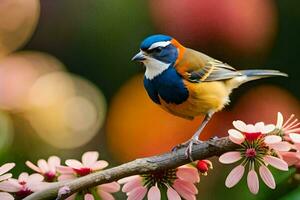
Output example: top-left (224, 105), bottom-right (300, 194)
top-left (131, 34), bottom-right (288, 160)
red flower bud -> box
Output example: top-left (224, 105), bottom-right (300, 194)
top-left (196, 160), bottom-right (213, 175)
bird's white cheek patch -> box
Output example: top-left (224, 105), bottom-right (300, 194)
top-left (143, 57), bottom-right (170, 80)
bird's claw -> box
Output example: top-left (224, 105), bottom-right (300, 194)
top-left (184, 138), bottom-right (202, 161)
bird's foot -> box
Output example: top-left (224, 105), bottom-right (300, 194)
top-left (184, 138), bottom-right (203, 161)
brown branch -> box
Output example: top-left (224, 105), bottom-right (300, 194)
top-left (24, 137), bottom-right (238, 200)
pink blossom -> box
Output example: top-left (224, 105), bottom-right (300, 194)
top-left (26, 156), bottom-right (61, 182)
top-left (57, 151), bottom-right (119, 200)
top-left (220, 120), bottom-right (288, 194)
top-left (0, 163), bottom-right (15, 200)
top-left (118, 164), bottom-right (200, 200)
top-left (0, 172), bottom-right (47, 199)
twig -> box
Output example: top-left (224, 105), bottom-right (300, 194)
top-left (24, 137), bottom-right (238, 200)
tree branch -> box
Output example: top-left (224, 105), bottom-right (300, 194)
top-left (24, 137), bottom-right (238, 200)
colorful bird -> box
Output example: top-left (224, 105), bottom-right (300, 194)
top-left (132, 34), bottom-right (287, 160)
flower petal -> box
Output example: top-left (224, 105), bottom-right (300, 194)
top-left (19, 172), bottom-right (29, 182)
top-left (0, 173), bottom-right (12, 182)
top-left (262, 124), bottom-right (275, 134)
top-left (98, 182), bottom-right (120, 193)
top-left (268, 142), bottom-right (292, 152)
top-left (0, 180), bottom-right (21, 192)
top-left (245, 124), bottom-right (256, 133)
top-left (26, 161), bottom-right (42, 173)
top-left (122, 176), bottom-right (142, 193)
top-left (247, 170), bottom-right (259, 194)
top-left (0, 192), bottom-right (14, 200)
top-left (173, 179), bottom-right (196, 200)
top-left (82, 151), bottom-right (99, 168)
top-left (264, 156), bottom-right (288, 171)
top-left (255, 122), bottom-right (265, 132)
top-left (219, 152), bottom-right (242, 164)
top-left (233, 120), bottom-right (247, 132)
top-left (56, 166), bottom-right (74, 174)
top-left (0, 163), bottom-right (15, 176)
top-left (98, 191), bottom-right (114, 200)
top-left (58, 174), bottom-right (75, 181)
top-left (280, 152), bottom-right (300, 166)
top-left (38, 159), bottom-right (50, 173)
top-left (147, 186), bottom-right (160, 200)
top-left (127, 186), bottom-right (147, 200)
top-left (84, 193), bottom-right (94, 200)
top-left (92, 160), bottom-right (109, 171)
top-left (259, 165), bottom-right (275, 189)
top-left (276, 112), bottom-right (283, 128)
top-left (176, 166), bottom-right (200, 183)
top-left (264, 135), bottom-right (282, 144)
top-left (289, 133), bottom-right (300, 143)
top-left (167, 187), bottom-right (181, 200)
top-left (173, 179), bottom-right (198, 195)
top-left (228, 129), bottom-right (245, 144)
top-left (48, 156), bottom-right (61, 172)
top-left (225, 165), bottom-right (245, 188)
top-left (117, 175), bottom-right (140, 184)
top-left (65, 159), bottom-right (83, 169)
top-left (27, 173), bottom-right (44, 185)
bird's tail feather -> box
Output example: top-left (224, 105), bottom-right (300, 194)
top-left (228, 69), bottom-right (288, 89)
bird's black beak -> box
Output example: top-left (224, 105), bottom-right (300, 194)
top-left (131, 51), bottom-right (146, 62)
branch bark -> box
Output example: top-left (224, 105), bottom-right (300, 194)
top-left (24, 137), bottom-right (238, 200)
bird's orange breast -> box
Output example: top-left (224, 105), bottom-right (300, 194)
top-left (159, 80), bottom-right (231, 119)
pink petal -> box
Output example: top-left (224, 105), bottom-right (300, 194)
top-left (255, 122), bottom-right (265, 132)
top-left (173, 179), bottom-right (198, 194)
top-left (0, 163), bottom-right (15, 176)
top-left (259, 165), bottom-right (275, 189)
top-left (48, 156), bottom-right (61, 172)
top-left (173, 180), bottom-right (196, 200)
top-left (19, 172), bottom-right (29, 182)
top-left (37, 159), bottom-right (49, 173)
top-left (245, 124), bottom-right (256, 133)
top-left (167, 187), bottom-right (181, 200)
top-left (276, 112), bottom-right (283, 128)
top-left (98, 182), bottom-right (120, 193)
top-left (127, 186), bottom-right (147, 200)
top-left (56, 166), bottom-right (74, 174)
top-left (27, 173), bottom-right (44, 185)
top-left (30, 182), bottom-right (50, 192)
top-left (262, 124), bottom-right (275, 133)
top-left (176, 166), bottom-right (200, 183)
top-left (219, 152), bottom-right (242, 164)
top-left (268, 142), bottom-right (292, 151)
top-left (0, 192), bottom-right (14, 200)
top-left (0, 173), bottom-right (12, 182)
top-left (247, 170), bottom-right (259, 194)
top-left (84, 193), bottom-right (94, 200)
top-left (264, 135), bottom-right (282, 144)
top-left (225, 165), bottom-right (245, 188)
top-left (92, 160), bottom-right (109, 171)
top-left (118, 175), bottom-right (139, 184)
top-left (289, 133), bottom-right (300, 143)
top-left (280, 152), bottom-right (300, 166)
top-left (122, 176), bottom-right (142, 193)
top-left (98, 190), bottom-right (114, 200)
top-left (233, 120), bottom-right (247, 132)
top-left (65, 159), bottom-right (83, 169)
top-left (264, 156), bottom-right (288, 171)
top-left (26, 161), bottom-right (42, 173)
top-left (228, 129), bottom-right (245, 144)
top-left (147, 186), bottom-right (160, 200)
top-left (82, 151), bottom-right (99, 168)
top-left (0, 180), bottom-right (21, 192)
top-left (58, 174), bottom-right (75, 181)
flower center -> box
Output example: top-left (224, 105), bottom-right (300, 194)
top-left (45, 172), bottom-right (56, 182)
top-left (142, 169), bottom-right (177, 188)
top-left (16, 187), bottom-right (32, 199)
top-left (74, 167), bottom-right (92, 176)
top-left (245, 132), bottom-right (262, 141)
top-left (245, 148), bottom-right (257, 158)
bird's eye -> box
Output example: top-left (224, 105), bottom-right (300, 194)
top-left (149, 47), bottom-right (162, 54)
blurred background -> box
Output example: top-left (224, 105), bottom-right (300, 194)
top-left (0, 0), bottom-right (299, 199)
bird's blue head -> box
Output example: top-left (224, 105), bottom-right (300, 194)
top-left (132, 34), bottom-right (185, 79)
